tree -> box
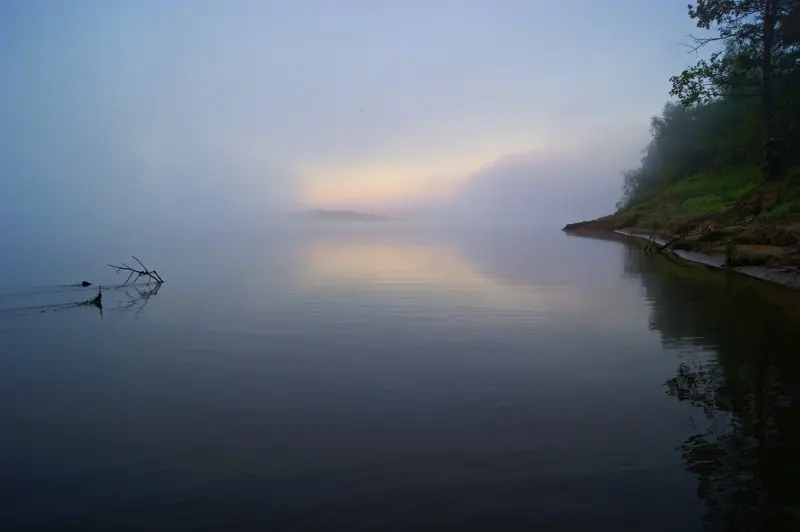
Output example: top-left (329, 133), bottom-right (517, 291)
top-left (670, 0), bottom-right (799, 181)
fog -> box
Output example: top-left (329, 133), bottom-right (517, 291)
top-left (401, 140), bottom-right (644, 229)
top-left (1, 1), bottom-right (700, 252)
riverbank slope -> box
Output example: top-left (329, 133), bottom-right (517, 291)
top-left (564, 167), bottom-right (800, 283)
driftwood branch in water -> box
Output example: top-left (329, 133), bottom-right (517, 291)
top-left (644, 227), bottom-right (658, 253)
top-left (656, 233), bottom-right (689, 254)
top-left (660, 250), bottom-right (688, 268)
top-left (108, 256), bottom-right (164, 284)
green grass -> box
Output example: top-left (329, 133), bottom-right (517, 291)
top-left (764, 199), bottom-right (800, 219)
top-left (787, 166), bottom-right (800, 186)
top-left (763, 170), bottom-right (800, 220)
top-left (764, 191), bottom-right (800, 220)
top-left (612, 165), bottom-right (800, 231)
top-left (628, 166), bottom-right (760, 228)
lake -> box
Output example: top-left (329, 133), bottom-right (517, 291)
top-left (2, 224), bottom-right (800, 531)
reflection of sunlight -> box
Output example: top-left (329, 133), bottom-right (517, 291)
top-left (305, 243), bottom-right (485, 286)
top-left (301, 241), bottom-right (583, 312)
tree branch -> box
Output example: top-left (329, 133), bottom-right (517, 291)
top-left (657, 232), bottom-right (690, 254)
top-left (108, 256), bottom-right (164, 284)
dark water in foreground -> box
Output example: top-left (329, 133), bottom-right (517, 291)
top-left (3, 226), bottom-right (800, 531)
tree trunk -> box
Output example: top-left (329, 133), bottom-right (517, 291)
top-left (761, 0), bottom-right (783, 181)
top-left (762, 0), bottom-right (775, 141)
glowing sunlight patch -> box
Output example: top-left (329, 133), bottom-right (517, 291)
top-left (300, 241), bottom-right (586, 314)
top-left (298, 162), bottom-right (474, 208)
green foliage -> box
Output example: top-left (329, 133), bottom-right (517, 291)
top-left (681, 195), bottom-right (728, 214)
top-left (763, 198), bottom-right (800, 219)
top-left (787, 166), bottom-right (800, 185)
top-left (670, 1), bottom-right (764, 107)
top-left (621, 168), bottom-right (759, 228)
top-left (657, 167), bottom-right (758, 202)
top-left (619, 1), bottom-right (800, 210)
top-left (669, 1), bottom-right (799, 107)
top-left (763, 180), bottom-right (800, 219)
top-left (617, 99), bottom-right (762, 210)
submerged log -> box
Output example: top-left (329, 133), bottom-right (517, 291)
top-left (88, 286), bottom-right (102, 308)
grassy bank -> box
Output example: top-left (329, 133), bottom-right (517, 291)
top-left (565, 166), bottom-right (800, 271)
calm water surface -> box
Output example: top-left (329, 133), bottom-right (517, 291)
top-left (2, 225), bottom-right (800, 531)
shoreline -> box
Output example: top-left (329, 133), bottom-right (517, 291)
top-left (565, 225), bottom-right (800, 289)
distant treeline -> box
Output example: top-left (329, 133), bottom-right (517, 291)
top-left (618, 0), bottom-right (800, 211)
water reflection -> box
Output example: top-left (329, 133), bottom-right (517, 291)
top-left (116, 282), bottom-right (162, 319)
top-left (298, 235), bottom-right (593, 316)
top-left (626, 247), bottom-right (800, 530)
top-left (0, 282), bottom-right (164, 320)
top-left (303, 242), bottom-right (486, 286)
top-left (11, 228), bottom-right (800, 530)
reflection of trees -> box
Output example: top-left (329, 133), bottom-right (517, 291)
top-left (626, 249), bottom-right (800, 531)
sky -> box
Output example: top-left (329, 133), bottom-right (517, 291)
top-left (0, 0), bottom-right (701, 237)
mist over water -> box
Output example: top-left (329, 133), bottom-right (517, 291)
top-left (1, 2), bottom-right (695, 242)
top-left (8, 2), bottom-right (797, 530)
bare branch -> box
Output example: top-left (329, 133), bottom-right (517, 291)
top-left (685, 34), bottom-right (727, 53)
top-left (657, 232), bottom-right (690, 254)
top-left (132, 256), bottom-right (149, 271)
top-left (108, 256), bottom-right (164, 284)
